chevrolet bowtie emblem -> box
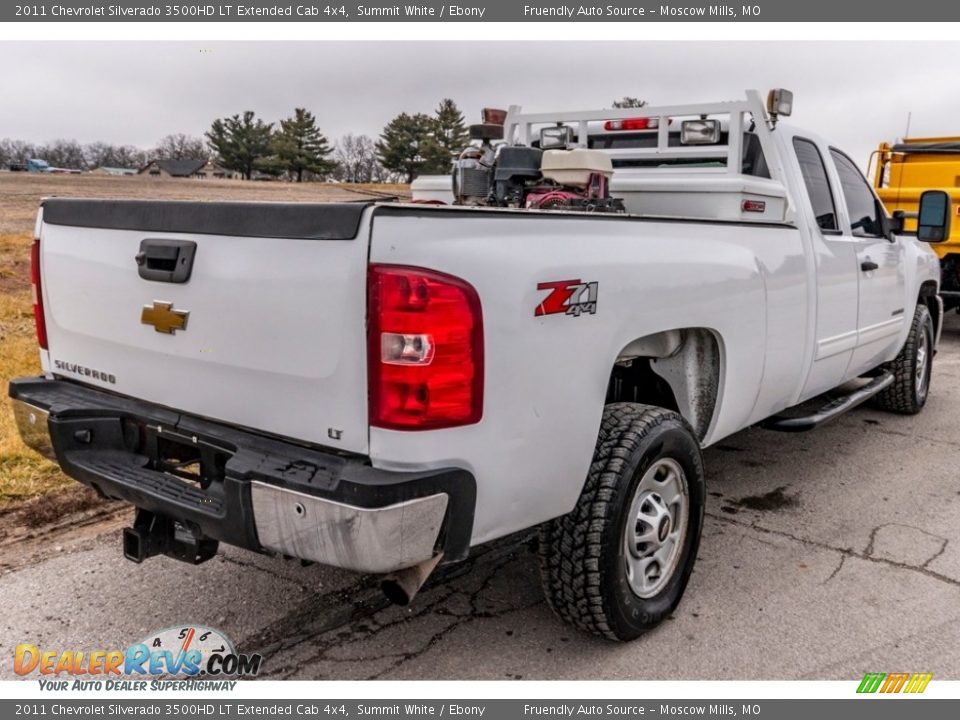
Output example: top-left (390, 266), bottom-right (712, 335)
top-left (141, 301), bottom-right (189, 334)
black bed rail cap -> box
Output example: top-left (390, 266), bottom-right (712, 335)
top-left (40, 198), bottom-right (371, 240)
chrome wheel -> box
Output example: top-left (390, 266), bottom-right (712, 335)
top-left (915, 325), bottom-right (930, 403)
top-left (623, 457), bottom-right (689, 599)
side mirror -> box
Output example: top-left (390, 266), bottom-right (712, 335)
top-left (917, 190), bottom-right (951, 243)
top-left (540, 126), bottom-right (574, 151)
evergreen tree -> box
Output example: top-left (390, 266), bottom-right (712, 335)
top-left (205, 111), bottom-right (273, 180)
top-left (376, 112), bottom-right (436, 183)
top-left (260, 108), bottom-right (335, 182)
top-left (422, 98), bottom-right (469, 175)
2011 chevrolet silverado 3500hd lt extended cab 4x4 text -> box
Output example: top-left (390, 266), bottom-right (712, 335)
top-left (10, 91), bottom-right (951, 640)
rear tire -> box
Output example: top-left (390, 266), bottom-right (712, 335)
top-left (872, 303), bottom-right (934, 415)
top-left (538, 403), bottom-right (705, 641)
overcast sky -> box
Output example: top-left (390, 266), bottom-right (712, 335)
top-left (2, 41), bottom-right (958, 169)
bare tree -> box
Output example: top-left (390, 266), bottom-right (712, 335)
top-left (83, 141), bottom-right (112, 168)
top-left (611, 97), bottom-right (648, 109)
top-left (85, 142), bottom-right (148, 169)
top-left (117, 146), bottom-right (150, 168)
top-left (372, 163), bottom-right (400, 183)
top-left (36, 139), bottom-right (87, 169)
top-left (153, 133), bottom-right (208, 161)
top-left (0, 138), bottom-right (36, 166)
top-left (334, 133), bottom-right (382, 183)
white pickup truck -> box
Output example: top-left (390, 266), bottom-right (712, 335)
top-left (11, 90), bottom-right (951, 641)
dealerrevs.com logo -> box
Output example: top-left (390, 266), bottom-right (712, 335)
top-left (14, 625), bottom-right (261, 690)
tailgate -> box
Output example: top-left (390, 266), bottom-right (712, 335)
top-left (38, 199), bottom-right (372, 453)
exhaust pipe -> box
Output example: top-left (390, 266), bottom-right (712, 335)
top-left (381, 553), bottom-right (444, 606)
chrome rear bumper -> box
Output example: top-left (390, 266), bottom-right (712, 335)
top-left (251, 482), bottom-right (448, 574)
top-left (12, 398), bottom-right (55, 460)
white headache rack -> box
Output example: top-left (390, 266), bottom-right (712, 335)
top-left (502, 90), bottom-right (795, 224)
top-left (503, 89), bottom-right (777, 177)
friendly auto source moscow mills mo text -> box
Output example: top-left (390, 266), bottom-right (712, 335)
top-left (523, 5), bottom-right (742, 17)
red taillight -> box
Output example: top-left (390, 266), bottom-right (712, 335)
top-left (30, 238), bottom-right (48, 350)
top-left (604, 117), bottom-right (659, 131)
top-left (368, 265), bottom-right (483, 430)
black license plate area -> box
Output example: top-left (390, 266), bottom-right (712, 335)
top-left (143, 424), bottom-right (231, 490)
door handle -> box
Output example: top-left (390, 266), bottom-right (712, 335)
top-left (136, 239), bottom-right (197, 283)
top-left (860, 260), bottom-right (879, 272)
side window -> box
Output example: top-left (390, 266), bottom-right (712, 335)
top-left (792, 138), bottom-right (837, 231)
top-left (830, 149), bottom-right (884, 238)
top-left (742, 133), bottom-right (771, 179)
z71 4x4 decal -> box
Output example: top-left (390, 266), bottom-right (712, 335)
top-left (535, 279), bottom-right (599, 318)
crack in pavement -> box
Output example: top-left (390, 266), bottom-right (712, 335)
top-left (246, 534), bottom-right (537, 679)
top-left (822, 553), bottom-right (848, 585)
top-left (706, 512), bottom-right (960, 590)
top-left (217, 553), bottom-right (318, 595)
top-left (365, 565), bottom-right (545, 680)
top-left (863, 522), bottom-right (950, 566)
top-left (922, 537), bottom-right (950, 569)
top-left (241, 578), bottom-right (385, 662)
top-left (262, 585), bottom-right (462, 678)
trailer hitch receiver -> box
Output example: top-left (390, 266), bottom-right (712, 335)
top-left (123, 509), bottom-right (218, 565)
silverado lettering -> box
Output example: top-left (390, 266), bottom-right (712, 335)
top-left (52, 360), bottom-right (116, 384)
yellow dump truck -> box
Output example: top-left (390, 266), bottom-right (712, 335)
top-left (873, 137), bottom-right (960, 311)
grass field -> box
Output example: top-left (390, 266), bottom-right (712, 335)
top-left (0, 173), bottom-right (409, 505)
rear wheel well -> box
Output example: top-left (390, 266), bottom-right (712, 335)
top-left (606, 328), bottom-right (722, 441)
top-left (607, 358), bottom-right (679, 412)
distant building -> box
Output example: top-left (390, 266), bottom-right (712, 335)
top-left (195, 159), bottom-right (236, 179)
top-left (90, 166), bottom-right (137, 176)
top-left (138, 158), bottom-right (233, 179)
